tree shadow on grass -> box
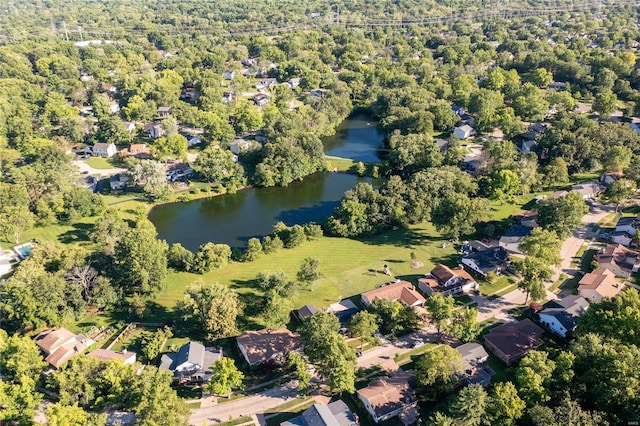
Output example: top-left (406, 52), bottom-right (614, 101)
top-left (395, 274), bottom-right (425, 284)
top-left (58, 222), bottom-right (94, 244)
top-left (356, 227), bottom-right (443, 248)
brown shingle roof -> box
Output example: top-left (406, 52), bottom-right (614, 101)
top-left (35, 328), bottom-right (76, 355)
top-left (361, 281), bottom-right (425, 306)
top-left (596, 244), bottom-right (639, 275)
top-left (35, 328), bottom-right (92, 369)
top-left (483, 319), bottom-right (544, 362)
top-left (236, 329), bottom-right (301, 366)
top-left (357, 370), bottom-right (418, 418)
top-left (578, 267), bottom-right (622, 299)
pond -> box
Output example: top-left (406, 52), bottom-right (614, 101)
top-left (321, 112), bottom-right (385, 163)
top-left (149, 173), bottom-right (375, 249)
top-left (149, 113), bottom-right (384, 249)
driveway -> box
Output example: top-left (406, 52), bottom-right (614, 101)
top-left (189, 382), bottom-right (300, 426)
top-left (474, 203), bottom-right (615, 322)
top-left (356, 326), bottom-right (437, 369)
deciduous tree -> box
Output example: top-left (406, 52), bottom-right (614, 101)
top-left (205, 358), bottom-right (245, 397)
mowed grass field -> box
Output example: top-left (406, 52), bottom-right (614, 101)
top-left (155, 223), bottom-right (459, 327)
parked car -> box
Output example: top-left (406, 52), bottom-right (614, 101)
top-left (412, 340), bottom-right (425, 348)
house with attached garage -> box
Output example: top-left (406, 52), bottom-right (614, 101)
top-left (462, 245), bottom-right (510, 278)
top-left (281, 400), bottom-right (358, 426)
top-left (357, 370), bottom-right (419, 424)
top-left (456, 343), bottom-right (495, 387)
top-left (499, 225), bottom-right (532, 254)
top-left (159, 341), bottom-right (222, 383)
top-left (35, 328), bottom-right (94, 369)
top-left (453, 124), bottom-right (475, 140)
top-left (418, 264), bottom-right (478, 296)
top-left (578, 267), bottom-right (623, 303)
top-left (360, 280), bottom-right (425, 307)
top-left (595, 243), bottom-right (640, 278)
top-left (236, 328), bottom-right (302, 367)
top-left (91, 142), bottom-right (117, 158)
top-left (611, 230), bottom-right (633, 247)
top-left (615, 216), bottom-right (639, 236)
top-left (483, 319), bottom-right (544, 366)
top-left (537, 295), bottom-right (589, 338)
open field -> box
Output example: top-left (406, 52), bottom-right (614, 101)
top-left (86, 157), bottom-right (117, 169)
top-left (10, 182), bottom-right (537, 332)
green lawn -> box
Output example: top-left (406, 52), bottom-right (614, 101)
top-left (395, 343), bottom-right (437, 363)
top-left (86, 157), bottom-right (116, 169)
top-left (478, 276), bottom-right (513, 296)
top-left (153, 223), bottom-right (458, 326)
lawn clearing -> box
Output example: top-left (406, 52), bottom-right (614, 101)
top-left (395, 343), bottom-right (437, 363)
top-left (86, 157), bottom-right (116, 169)
top-left (154, 223), bottom-right (458, 326)
top-left (478, 275), bottom-right (513, 296)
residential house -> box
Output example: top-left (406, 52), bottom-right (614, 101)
top-left (256, 78), bottom-right (278, 90)
top-left (92, 143), bottom-right (117, 158)
top-left (356, 370), bottom-right (419, 424)
top-left (109, 101), bottom-right (120, 114)
top-left (595, 244), bottom-right (640, 278)
top-left (180, 87), bottom-right (198, 101)
top-left (106, 412), bottom-right (136, 426)
top-left (360, 280), bottom-right (425, 308)
top-left (310, 89), bottom-right (327, 98)
top-left (548, 81), bottom-right (567, 90)
top-left (611, 231), bottom-right (634, 247)
top-left (158, 341), bottom-right (222, 383)
top-left (253, 93), bottom-right (269, 107)
top-left (630, 120), bottom-right (640, 136)
top-left (453, 124), bottom-right (475, 140)
top-left (578, 267), bottom-right (623, 302)
top-left (120, 144), bottom-right (151, 159)
top-left (459, 113), bottom-right (475, 127)
top-left (144, 122), bottom-right (165, 139)
top-left (525, 122), bottom-right (548, 140)
top-left (520, 139), bottom-right (537, 153)
top-left (88, 349), bottom-right (137, 365)
top-left (230, 138), bottom-right (260, 155)
top-left (122, 121), bottom-right (136, 133)
top-left (222, 91), bottom-right (236, 103)
top-left (157, 106), bottom-right (171, 118)
top-left (461, 246), bottom-right (510, 278)
top-left (499, 225), bottom-right (532, 254)
top-left (109, 174), bottom-right (130, 191)
top-left (483, 319), bottom-right (544, 365)
top-left (518, 210), bottom-right (539, 228)
top-left (236, 328), bottom-right (302, 367)
top-left (295, 305), bottom-right (317, 322)
top-left (615, 216), bottom-right (638, 236)
top-left (538, 296), bottom-right (589, 338)
top-left (288, 78), bottom-right (301, 89)
top-left (571, 182), bottom-right (604, 199)
top-left (418, 264), bottom-right (478, 296)
top-left (456, 343), bottom-right (495, 387)
top-left (600, 172), bottom-right (624, 186)
top-left (34, 328), bottom-right (94, 369)
top-left (183, 133), bottom-right (202, 147)
top-left (281, 400), bottom-right (358, 426)
top-left (223, 70), bottom-right (235, 80)
top-left (76, 176), bottom-right (97, 192)
top-left (327, 299), bottom-right (361, 324)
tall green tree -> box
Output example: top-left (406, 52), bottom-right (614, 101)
top-left (112, 219), bottom-right (168, 296)
top-left (537, 192), bottom-right (588, 238)
top-left (424, 293), bottom-right (454, 338)
top-left (300, 312), bottom-right (356, 393)
top-left (178, 281), bottom-right (241, 341)
top-left (449, 384), bottom-right (488, 426)
top-left (415, 346), bottom-right (465, 400)
top-left (205, 358), bottom-right (245, 397)
top-left (288, 352), bottom-right (312, 392)
top-left (486, 382), bottom-right (525, 425)
top-left (349, 310), bottom-right (379, 349)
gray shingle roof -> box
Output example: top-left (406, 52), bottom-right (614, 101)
top-left (280, 401), bottom-right (357, 426)
top-left (540, 296), bottom-right (589, 331)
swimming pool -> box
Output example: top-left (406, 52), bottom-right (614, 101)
top-left (13, 242), bottom-right (34, 259)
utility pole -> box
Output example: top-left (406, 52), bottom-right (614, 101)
top-left (62, 21), bottom-right (69, 41)
top-left (78, 25), bottom-right (83, 41)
